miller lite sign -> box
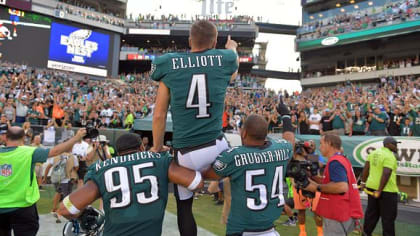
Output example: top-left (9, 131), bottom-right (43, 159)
top-left (201, 0), bottom-right (235, 16)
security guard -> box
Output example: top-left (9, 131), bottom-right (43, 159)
top-left (0, 126), bottom-right (86, 236)
top-left (361, 136), bottom-right (400, 236)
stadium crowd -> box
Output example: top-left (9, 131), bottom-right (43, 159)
top-left (0, 61), bottom-right (418, 137)
top-left (298, 0), bottom-right (420, 41)
top-left (223, 75), bottom-right (420, 137)
top-left (304, 55), bottom-right (420, 78)
top-left (56, 0), bottom-right (125, 27)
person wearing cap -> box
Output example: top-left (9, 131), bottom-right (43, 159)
top-left (368, 106), bottom-right (388, 136)
top-left (86, 135), bottom-right (112, 167)
top-left (360, 136), bottom-right (400, 236)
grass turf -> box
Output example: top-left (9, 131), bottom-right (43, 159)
top-left (36, 186), bottom-right (419, 236)
top-left (166, 194), bottom-right (420, 236)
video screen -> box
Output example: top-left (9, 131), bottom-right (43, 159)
top-left (1, 0), bottom-right (32, 11)
top-left (0, 6), bottom-right (51, 67)
top-left (47, 22), bottom-right (110, 77)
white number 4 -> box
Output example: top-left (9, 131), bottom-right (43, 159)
top-left (186, 74), bottom-right (211, 119)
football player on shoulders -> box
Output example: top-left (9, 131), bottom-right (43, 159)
top-left (150, 20), bottom-right (238, 236)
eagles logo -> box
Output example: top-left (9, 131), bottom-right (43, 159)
top-left (213, 159), bottom-right (227, 172)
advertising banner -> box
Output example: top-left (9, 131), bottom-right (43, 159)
top-left (48, 22), bottom-right (110, 76)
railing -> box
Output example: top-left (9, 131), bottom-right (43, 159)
top-left (31, 0), bottom-right (126, 33)
top-left (298, 6), bottom-right (420, 41)
top-left (301, 65), bottom-right (420, 86)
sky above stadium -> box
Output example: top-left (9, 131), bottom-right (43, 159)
top-left (127, 0), bottom-right (302, 93)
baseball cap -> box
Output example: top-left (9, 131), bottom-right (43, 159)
top-left (383, 137), bottom-right (401, 146)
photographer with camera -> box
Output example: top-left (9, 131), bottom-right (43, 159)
top-left (72, 124), bottom-right (100, 189)
top-left (86, 135), bottom-right (112, 166)
top-left (287, 140), bottom-right (323, 236)
top-left (0, 126), bottom-right (86, 236)
top-left (302, 134), bottom-right (363, 236)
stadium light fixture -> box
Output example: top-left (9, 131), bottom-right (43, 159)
top-left (368, 1), bottom-right (373, 6)
top-left (340, 8), bottom-right (345, 12)
top-left (354, 4), bottom-right (359, 9)
top-left (350, 0), bottom-right (355, 3)
top-left (310, 15), bottom-right (314, 19)
top-left (336, 3), bottom-right (341, 7)
top-left (319, 13), bottom-right (323, 17)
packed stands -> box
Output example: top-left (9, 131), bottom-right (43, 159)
top-left (56, 0), bottom-right (125, 27)
top-left (297, 0), bottom-right (420, 41)
top-left (1, 61), bottom-right (418, 137)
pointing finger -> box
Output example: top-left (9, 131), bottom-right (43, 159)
top-left (228, 35), bottom-right (231, 41)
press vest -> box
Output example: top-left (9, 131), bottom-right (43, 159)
top-left (316, 154), bottom-right (363, 222)
top-left (0, 146), bottom-right (39, 208)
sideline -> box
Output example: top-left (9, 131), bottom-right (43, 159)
top-left (37, 211), bottom-right (216, 236)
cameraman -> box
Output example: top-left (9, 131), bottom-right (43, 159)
top-left (72, 137), bottom-right (90, 189)
top-left (0, 126), bottom-right (86, 236)
top-left (86, 135), bottom-right (112, 166)
top-left (290, 141), bottom-right (323, 236)
top-left (302, 134), bottom-right (363, 236)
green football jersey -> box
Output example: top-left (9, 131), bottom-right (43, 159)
top-left (151, 49), bottom-right (238, 148)
top-left (212, 138), bottom-right (293, 235)
top-left (85, 151), bottom-right (172, 236)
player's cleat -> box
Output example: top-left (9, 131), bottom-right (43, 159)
top-left (282, 217), bottom-right (297, 226)
top-left (52, 211), bottom-right (62, 223)
top-left (215, 200), bottom-right (224, 205)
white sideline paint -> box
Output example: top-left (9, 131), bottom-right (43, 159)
top-left (37, 211), bottom-right (216, 236)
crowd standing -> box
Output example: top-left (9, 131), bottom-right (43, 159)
top-left (223, 76), bottom-right (420, 137)
top-left (0, 62), bottom-right (157, 130)
top-left (1, 62), bottom-right (419, 138)
top-left (298, 0), bottom-right (420, 41)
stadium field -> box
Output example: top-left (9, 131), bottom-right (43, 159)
top-left (36, 186), bottom-right (420, 236)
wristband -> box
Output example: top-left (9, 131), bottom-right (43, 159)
top-left (63, 196), bottom-right (81, 215)
top-left (187, 171), bottom-right (202, 191)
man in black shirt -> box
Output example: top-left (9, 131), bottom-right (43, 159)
top-left (320, 108), bottom-right (333, 135)
top-left (387, 107), bottom-right (404, 136)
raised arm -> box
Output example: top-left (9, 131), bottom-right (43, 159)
top-left (151, 82), bottom-right (170, 152)
top-left (49, 129), bottom-right (86, 157)
top-left (277, 98), bottom-right (295, 147)
top-left (226, 35), bottom-right (239, 83)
